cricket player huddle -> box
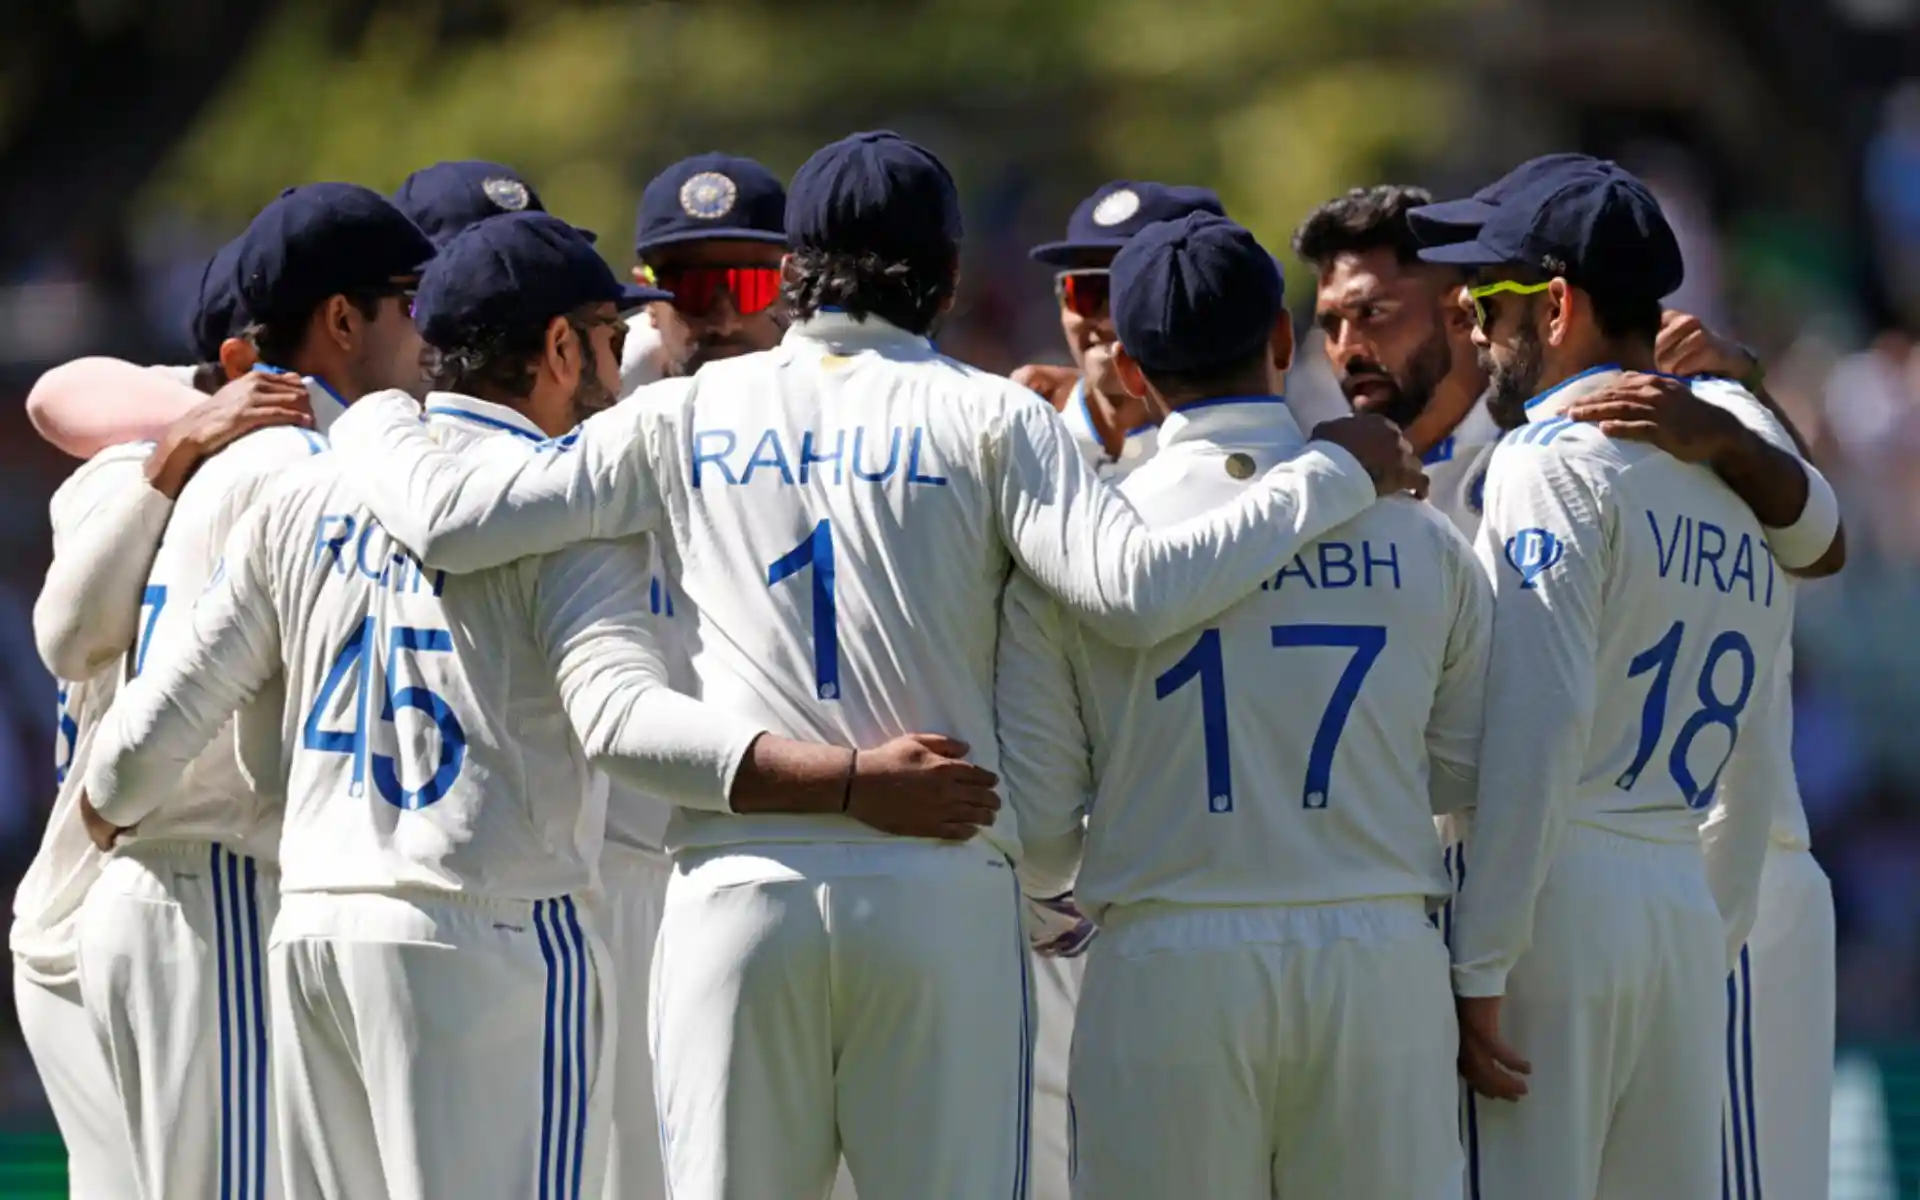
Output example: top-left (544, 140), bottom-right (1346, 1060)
top-left (12, 130), bottom-right (1844, 1200)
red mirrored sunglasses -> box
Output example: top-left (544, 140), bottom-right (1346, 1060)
top-left (642, 264), bottom-right (782, 317)
top-left (1054, 270), bottom-right (1111, 319)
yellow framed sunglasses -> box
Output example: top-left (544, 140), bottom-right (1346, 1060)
top-left (1467, 279), bottom-right (1552, 331)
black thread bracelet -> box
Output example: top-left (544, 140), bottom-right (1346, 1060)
top-left (840, 748), bottom-right (858, 812)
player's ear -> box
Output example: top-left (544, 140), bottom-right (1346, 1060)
top-left (1546, 278), bottom-right (1575, 348)
top-left (1439, 280), bottom-right (1474, 339)
top-left (218, 336), bottom-right (257, 381)
top-left (544, 314), bottom-right (580, 389)
top-left (1269, 312), bottom-right (1295, 374)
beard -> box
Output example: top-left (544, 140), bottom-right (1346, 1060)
top-left (1481, 321), bottom-right (1545, 431)
top-left (570, 368), bottom-right (617, 425)
top-left (1338, 327), bottom-right (1452, 430)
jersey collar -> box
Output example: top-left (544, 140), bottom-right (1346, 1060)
top-left (1523, 363), bottom-right (1622, 421)
top-left (1158, 394), bottom-right (1298, 451)
top-left (786, 310), bottom-right (934, 354)
top-left (421, 391), bottom-right (548, 441)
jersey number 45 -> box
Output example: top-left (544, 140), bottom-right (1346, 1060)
top-left (302, 618), bottom-right (468, 810)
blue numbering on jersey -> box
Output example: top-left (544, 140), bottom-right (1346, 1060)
top-left (1504, 528), bottom-right (1563, 589)
top-left (692, 426), bottom-right (949, 488)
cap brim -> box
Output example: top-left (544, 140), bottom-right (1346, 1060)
top-left (1409, 196), bottom-right (1500, 230)
top-left (1029, 238), bottom-right (1127, 266)
top-left (614, 283), bottom-right (674, 312)
top-left (1415, 238), bottom-right (1517, 268)
top-left (634, 227), bottom-right (788, 255)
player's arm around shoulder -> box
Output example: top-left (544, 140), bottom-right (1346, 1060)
top-left (35, 443), bottom-right (169, 680)
top-left (995, 569), bottom-right (1092, 900)
top-left (332, 384), bottom-right (675, 575)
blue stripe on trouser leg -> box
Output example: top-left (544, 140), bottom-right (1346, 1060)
top-left (213, 846), bottom-right (234, 1200)
top-left (564, 897), bottom-right (590, 1200)
top-left (1725, 960), bottom-right (1748, 1200)
top-left (535, 900), bottom-right (560, 1200)
top-left (225, 852), bottom-right (251, 1200)
top-left (1011, 875), bottom-right (1033, 1200)
top-left (247, 858), bottom-right (269, 1200)
top-left (556, 900), bottom-right (577, 1199)
top-left (1740, 948), bottom-right (1761, 1200)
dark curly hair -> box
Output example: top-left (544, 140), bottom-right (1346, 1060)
top-left (1291, 184), bottom-right (1436, 269)
top-left (780, 246), bottom-right (957, 335)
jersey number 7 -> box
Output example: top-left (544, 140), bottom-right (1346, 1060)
top-left (302, 618), bottom-right (468, 809)
top-left (1155, 623), bottom-right (1387, 813)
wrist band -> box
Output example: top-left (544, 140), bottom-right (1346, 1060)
top-left (1763, 457), bottom-right (1839, 570)
top-left (840, 749), bottom-right (858, 813)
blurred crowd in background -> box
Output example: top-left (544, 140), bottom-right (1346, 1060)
top-left (0, 0), bottom-right (1918, 1158)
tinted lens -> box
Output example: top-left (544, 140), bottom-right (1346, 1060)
top-left (1056, 272), bottom-right (1110, 318)
top-left (654, 266), bottom-right (782, 317)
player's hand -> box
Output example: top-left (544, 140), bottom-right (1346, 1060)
top-left (1010, 363), bottom-right (1082, 410)
top-left (1656, 309), bottom-right (1760, 383)
top-left (77, 791), bottom-right (126, 853)
top-left (147, 372), bottom-right (314, 498)
top-left (1309, 413), bottom-right (1429, 500)
top-left (1024, 892), bottom-right (1098, 957)
top-left (1457, 994), bottom-right (1531, 1101)
top-left (847, 734), bottom-right (1001, 842)
top-left (1562, 372), bottom-right (1743, 464)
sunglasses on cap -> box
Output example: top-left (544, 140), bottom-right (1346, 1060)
top-left (1054, 270), bottom-right (1110, 319)
top-left (1466, 279), bottom-right (1552, 332)
top-left (641, 263), bottom-right (782, 317)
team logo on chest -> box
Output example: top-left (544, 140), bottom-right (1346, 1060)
top-left (1504, 527), bottom-right (1563, 589)
top-left (482, 177), bottom-right (531, 212)
top-left (1092, 188), bottom-right (1140, 227)
top-left (680, 172), bottom-right (738, 220)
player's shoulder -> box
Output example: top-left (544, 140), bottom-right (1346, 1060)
top-left (1350, 494), bottom-right (1479, 563)
top-left (1683, 375), bottom-right (1798, 456)
top-left (187, 423), bottom-right (330, 495)
top-left (47, 439), bottom-right (157, 526)
top-left (1490, 414), bottom-right (1641, 480)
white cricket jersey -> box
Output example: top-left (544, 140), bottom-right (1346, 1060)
top-left (603, 536), bottom-right (686, 854)
top-left (1060, 378), bottom-right (1156, 480)
top-left (12, 443), bottom-right (170, 983)
top-left (87, 392), bottom-right (764, 900)
top-left (1423, 397), bottom-right (1500, 541)
top-left (997, 397), bottom-right (1491, 919)
top-left (324, 312), bottom-right (1383, 864)
top-left (1453, 367), bottom-right (1796, 997)
top-left (86, 379), bottom-right (342, 857)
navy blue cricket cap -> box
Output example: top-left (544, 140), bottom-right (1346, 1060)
top-left (413, 212), bottom-right (670, 349)
top-left (1111, 212), bottom-right (1285, 376)
top-left (785, 131), bottom-right (962, 260)
top-left (1411, 155), bottom-right (1684, 299)
top-left (634, 153), bottom-right (787, 256)
top-left (188, 237), bottom-right (247, 361)
top-left (1030, 181), bottom-right (1227, 266)
top-left (392, 161), bottom-right (584, 248)
top-left (233, 183), bottom-right (437, 327)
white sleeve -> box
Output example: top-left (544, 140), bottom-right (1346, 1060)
top-left (329, 388), bottom-right (669, 574)
top-left (1701, 653), bottom-right (1782, 967)
top-left (1691, 379), bottom-right (1840, 570)
top-left (34, 448), bottom-right (173, 680)
top-left (1428, 524), bottom-right (1493, 817)
top-left (993, 396), bottom-right (1378, 647)
top-left (1451, 446), bottom-right (1609, 998)
top-left (532, 541), bottom-right (766, 812)
top-left (86, 506), bottom-right (282, 827)
top-left (994, 572), bottom-right (1091, 898)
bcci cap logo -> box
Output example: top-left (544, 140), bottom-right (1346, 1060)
top-left (680, 171), bottom-right (738, 221)
top-left (1092, 187), bottom-right (1140, 227)
top-left (482, 177), bottom-right (531, 212)
top-left (1504, 527), bottom-right (1564, 589)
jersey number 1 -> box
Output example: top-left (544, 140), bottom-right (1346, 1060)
top-left (301, 618), bottom-right (468, 809)
top-left (1154, 623), bottom-right (1386, 813)
top-left (768, 519), bottom-right (840, 701)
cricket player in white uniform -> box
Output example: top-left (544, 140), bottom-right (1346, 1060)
top-left (1416, 158), bottom-right (1827, 1199)
top-left (323, 131), bottom-right (1427, 1199)
top-left (86, 211), bottom-right (1003, 1200)
top-left (997, 212), bottom-right (1490, 1199)
top-left (74, 183), bottom-right (434, 1200)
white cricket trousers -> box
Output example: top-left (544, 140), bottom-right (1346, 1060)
top-left (594, 846), bottom-right (672, 1200)
top-left (1029, 951), bottom-right (1085, 1200)
top-left (1463, 823), bottom-right (1726, 1200)
top-left (75, 839), bottom-right (279, 1200)
top-left (1069, 899), bottom-right (1460, 1200)
top-left (270, 890), bottom-right (611, 1200)
top-left (1724, 843), bottom-right (1835, 1200)
top-left (650, 840), bottom-right (1032, 1200)
top-left (13, 966), bottom-right (139, 1199)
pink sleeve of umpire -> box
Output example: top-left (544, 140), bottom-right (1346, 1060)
top-left (27, 358), bottom-right (202, 459)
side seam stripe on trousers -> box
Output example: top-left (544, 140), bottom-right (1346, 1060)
top-left (212, 846), bottom-right (269, 1200)
top-left (535, 897), bottom-right (591, 1200)
top-left (1722, 945), bottom-right (1762, 1200)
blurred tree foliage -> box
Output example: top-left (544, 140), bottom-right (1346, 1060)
top-left (149, 0), bottom-right (1469, 278)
